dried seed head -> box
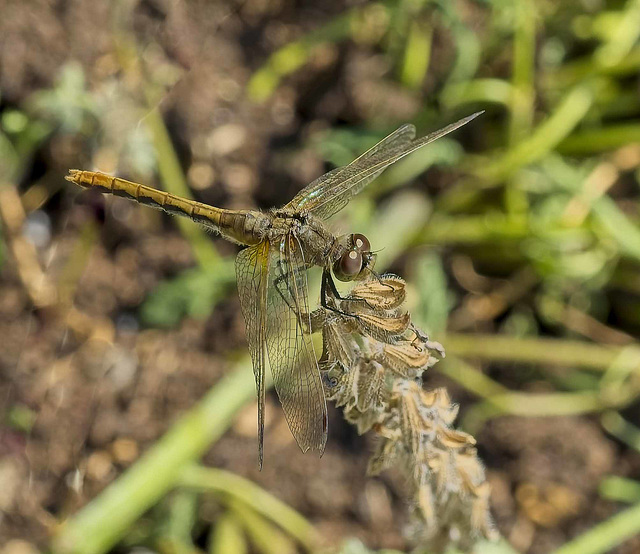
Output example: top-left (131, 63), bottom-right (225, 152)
top-left (355, 360), bottom-right (387, 412)
top-left (439, 428), bottom-right (476, 450)
top-left (354, 310), bottom-right (411, 341)
top-left (320, 316), bottom-right (358, 370)
top-left (349, 274), bottom-right (407, 310)
top-left (382, 340), bottom-right (434, 375)
top-left (317, 272), bottom-right (494, 549)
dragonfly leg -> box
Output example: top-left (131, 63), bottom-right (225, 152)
top-left (323, 268), bottom-right (377, 311)
top-left (369, 268), bottom-right (395, 291)
top-left (321, 269), bottom-right (362, 319)
top-left (272, 260), bottom-right (298, 312)
top-left (271, 258), bottom-right (315, 339)
top-left (272, 255), bottom-right (321, 334)
top-left (270, 258), bottom-right (358, 331)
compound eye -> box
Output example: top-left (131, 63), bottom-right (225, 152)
top-left (334, 249), bottom-right (363, 281)
top-left (352, 233), bottom-right (371, 253)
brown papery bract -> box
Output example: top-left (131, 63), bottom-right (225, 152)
top-left (349, 274), bottom-right (407, 310)
top-left (315, 275), bottom-right (497, 552)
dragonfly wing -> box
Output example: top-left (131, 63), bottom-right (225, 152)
top-left (284, 112), bottom-right (482, 220)
top-left (266, 233), bottom-right (328, 453)
top-left (235, 241), bottom-right (270, 469)
top-left (284, 124), bottom-right (415, 218)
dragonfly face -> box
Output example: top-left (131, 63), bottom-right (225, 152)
top-left (332, 233), bottom-right (375, 282)
top-left (66, 111), bottom-right (482, 468)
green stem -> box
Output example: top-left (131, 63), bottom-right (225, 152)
top-left (178, 465), bottom-right (318, 550)
top-left (557, 123), bottom-right (640, 155)
top-left (418, 213), bottom-right (529, 245)
top-left (400, 19), bottom-right (432, 90)
top-left (592, 195), bottom-right (640, 263)
top-left (227, 499), bottom-right (296, 554)
top-left (51, 358), bottom-right (257, 554)
top-left (509, 0), bottom-right (536, 144)
top-left (462, 390), bottom-right (614, 434)
top-left (246, 7), bottom-right (356, 102)
top-left (442, 78), bottom-right (513, 109)
top-left (208, 513), bottom-right (248, 554)
top-left (599, 476), bottom-right (640, 504)
top-left (601, 411), bottom-right (640, 453)
top-left (483, 390), bottom-right (604, 416)
top-left (437, 356), bottom-right (509, 398)
top-left (475, 84), bottom-right (594, 181)
top-left (444, 333), bottom-right (640, 371)
top-left (143, 106), bottom-right (221, 269)
top-left (112, 0), bottom-right (220, 270)
top-left (554, 500), bottom-right (640, 554)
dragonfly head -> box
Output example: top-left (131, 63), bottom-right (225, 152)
top-left (333, 233), bottom-right (376, 282)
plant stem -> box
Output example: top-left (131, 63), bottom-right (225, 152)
top-left (508, 0), bottom-right (536, 145)
top-left (558, 123), bottom-right (640, 155)
top-left (475, 84), bottom-right (594, 181)
top-left (51, 357), bottom-right (258, 554)
top-left (554, 500), bottom-right (640, 554)
top-left (178, 465), bottom-right (318, 550)
top-left (444, 333), bottom-right (640, 371)
top-left (143, 106), bottom-right (222, 269)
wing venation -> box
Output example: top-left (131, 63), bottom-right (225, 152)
top-left (266, 233), bottom-right (328, 453)
top-left (284, 113), bottom-right (481, 219)
top-left (236, 241), bottom-right (270, 468)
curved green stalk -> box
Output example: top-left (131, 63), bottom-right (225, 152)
top-left (444, 333), bottom-right (640, 371)
top-left (178, 465), bottom-right (318, 550)
top-left (51, 358), bottom-right (260, 554)
top-left (553, 500), bottom-right (640, 554)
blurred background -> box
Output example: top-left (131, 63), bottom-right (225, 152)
top-left (1, 0), bottom-right (640, 553)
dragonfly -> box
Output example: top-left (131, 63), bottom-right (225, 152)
top-left (66, 112), bottom-right (481, 467)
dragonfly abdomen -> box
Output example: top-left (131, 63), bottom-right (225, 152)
top-left (66, 170), bottom-right (267, 246)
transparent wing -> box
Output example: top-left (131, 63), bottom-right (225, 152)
top-left (266, 232), bottom-right (328, 453)
top-left (284, 124), bottom-right (415, 218)
top-left (235, 241), bottom-right (270, 469)
top-left (284, 112), bottom-right (482, 220)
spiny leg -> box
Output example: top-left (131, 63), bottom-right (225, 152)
top-left (271, 236), bottom-right (319, 331)
top-left (320, 269), bottom-right (364, 318)
top-left (368, 268), bottom-right (395, 292)
top-left (323, 267), bottom-right (377, 311)
top-left (272, 257), bottom-right (298, 312)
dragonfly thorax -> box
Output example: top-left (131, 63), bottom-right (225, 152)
top-left (269, 211), bottom-right (338, 267)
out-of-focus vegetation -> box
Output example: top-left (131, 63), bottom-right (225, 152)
top-left (1, 0), bottom-right (640, 553)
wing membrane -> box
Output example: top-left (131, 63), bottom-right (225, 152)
top-left (235, 241), bottom-right (270, 468)
top-left (266, 233), bottom-right (328, 453)
top-left (285, 112), bottom-right (482, 220)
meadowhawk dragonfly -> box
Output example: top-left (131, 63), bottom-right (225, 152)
top-left (66, 112), bottom-right (481, 467)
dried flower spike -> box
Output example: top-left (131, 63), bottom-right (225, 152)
top-left (316, 274), bottom-right (496, 551)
